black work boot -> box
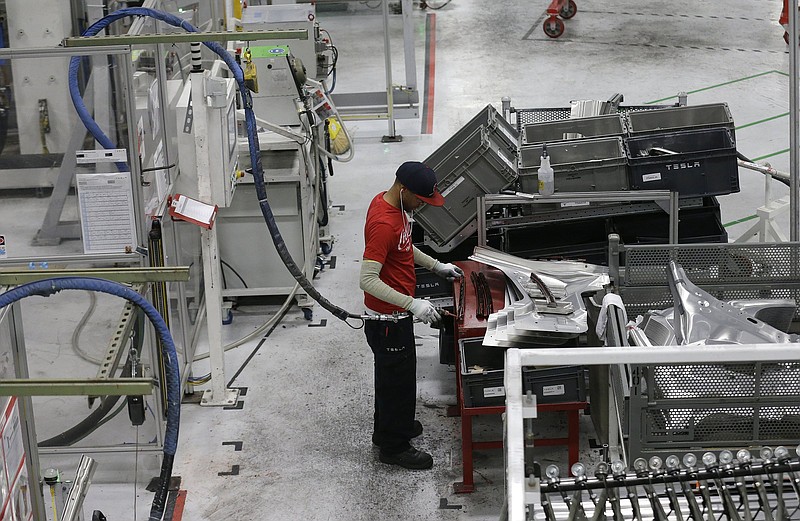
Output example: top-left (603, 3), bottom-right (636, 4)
top-left (379, 447), bottom-right (433, 470)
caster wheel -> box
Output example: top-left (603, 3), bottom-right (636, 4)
top-left (543, 16), bottom-right (565, 38)
top-left (313, 259), bottom-right (324, 279)
top-left (320, 242), bottom-right (333, 255)
top-left (302, 307), bottom-right (313, 321)
top-left (560, 0), bottom-right (577, 19)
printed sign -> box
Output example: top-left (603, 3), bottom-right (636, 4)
top-left (542, 384), bottom-right (566, 397)
top-left (483, 386), bottom-right (506, 398)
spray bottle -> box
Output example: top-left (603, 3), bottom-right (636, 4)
top-left (538, 144), bottom-right (554, 196)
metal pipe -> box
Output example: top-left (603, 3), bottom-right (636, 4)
top-left (669, 190), bottom-right (679, 244)
top-left (502, 97), bottom-right (512, 123)
top-left (789, 0), bottom-right (800, 241)
top-left (0, 252), bottom-right (140, 266)
top-left (60, 455), bottom-right (97, 521)
top-left (9, 303), bottom-right (47, 520)
top-left (381, 0), bottom-right (396, 138)
top-left (401, 0), bottom-right (416, 90)
top-left (738, 158), bottom-right (790, 183)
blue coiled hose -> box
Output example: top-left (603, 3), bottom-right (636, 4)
top-left (0, 277), bottom-right (179, 520)
top-left (69, 7), bottom-right (356, 322)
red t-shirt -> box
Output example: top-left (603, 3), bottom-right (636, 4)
top-left (363, 192), bottom-right (416, 313)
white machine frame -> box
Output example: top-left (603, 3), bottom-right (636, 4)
top-left (503, 344), bottom-right (800, 521)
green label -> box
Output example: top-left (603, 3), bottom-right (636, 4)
top-left (249, 45), bottom-right (290, 59)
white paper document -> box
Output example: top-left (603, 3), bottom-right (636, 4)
top-left (76, 172), bottom-right (138, 254)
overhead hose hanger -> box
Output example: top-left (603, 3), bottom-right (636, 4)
top-left (0, 277), bottom-right (180, 521)
top-left (67, 7), bottom-right (388, 327)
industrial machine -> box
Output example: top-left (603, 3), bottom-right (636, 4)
top-left (240, 3), bottom-right (332, 82)
top-left (173, 72), bottom-right (240, 207)
top-left (0, 1), bottom-right (348, 518)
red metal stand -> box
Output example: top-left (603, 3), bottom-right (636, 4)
top-left (450, 261), bottom-right (587, 494)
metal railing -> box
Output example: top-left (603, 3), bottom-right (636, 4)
top-left (503, 344), bottom-right (800, 521)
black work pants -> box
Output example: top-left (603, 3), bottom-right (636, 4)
top-left (364, 316), bottom-right (416, 455)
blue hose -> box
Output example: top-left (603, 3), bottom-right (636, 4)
top-left (0, 277), bottom-right (180, 520)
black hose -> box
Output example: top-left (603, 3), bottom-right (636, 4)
top-left (39, 361), bottom-right (132, 447)
top-left (150, 453), bottom-right (174, 516)
top-left (737, 151), bottom-right (790, 187)
top-left (317, 157), bottom-right (330, 227)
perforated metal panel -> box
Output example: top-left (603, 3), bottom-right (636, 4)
top-left (619, 243), bottom-right (800, 460)
top-left (515, 108), bottom-right (571, 130)
top-left (642, 406), bottom-right (800, 444)
top-left (619, 242), bottom-right (800, 319)
top-left (515, 105), bottom-right (671, 132)
top-left (761, 363), bottom-right (800, 395)
top-left (651, 364), bottom-right (757, 399)
top-left (623, 243), bottom-right (800, 286)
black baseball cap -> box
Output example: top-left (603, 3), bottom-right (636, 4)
top-left (395, 161), bottom-right (445, 207)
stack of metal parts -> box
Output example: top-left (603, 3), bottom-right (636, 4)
top-left (537, 447), bottom-right (800, 520)
top-left (621, 261), bottom-right (800, 463)
top-left (470, 247), bottom-right (609, 347)
top-left (469, 271), bottom-right (494, 318)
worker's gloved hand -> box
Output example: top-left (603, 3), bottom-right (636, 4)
top-left (407, 298), bottom-right (442, 327)
top-left (433, 262), bottom-right (464, 281)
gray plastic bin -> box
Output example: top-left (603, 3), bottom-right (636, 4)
top-left (523, 114), bottom-right (625, 145)
top-left (625, 103), bottom-right (735, 139)
top-left (518, 137), bottom-right (628, 193)
top-left (625, 128), bottom-right (739, 197)
top-left (414, 104), bottom-right (518, 249)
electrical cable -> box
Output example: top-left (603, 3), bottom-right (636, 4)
top-left (317, 156), bottom-right (330, 227)
top-left (220, 259), bottom-right (248, 288)
top-left (71, 291), bottom-right (102, 365)
top-left (0, 276), bottom-right (180, 521)
top-left (140, 163), bottom-right (175, 173)
top-left (422, 0), bottom-right (453, 9)
top-left (170, 47), bottom-right (187, 81)
top-left (305, 79), bottom-right (355, 163)
top-left (94, 400), bottom-right (127, 430)
top-left (319, 29), bottom-right (338, 86)
top-left (148, 219), bottom-right (171, 415)
top-left (226, 296), bottom-right (294, 387)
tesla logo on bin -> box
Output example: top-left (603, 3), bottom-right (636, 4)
top-left (665, 161), bottom-right (701, 171)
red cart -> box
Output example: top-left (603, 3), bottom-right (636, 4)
top-left (543, 0), bottom-right (577, 38)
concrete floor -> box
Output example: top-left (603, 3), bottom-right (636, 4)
top-left (0, 0), bottom-right (797, 519)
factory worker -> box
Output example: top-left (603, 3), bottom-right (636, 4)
top-left (360, 161), bottom-right (463, 470)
